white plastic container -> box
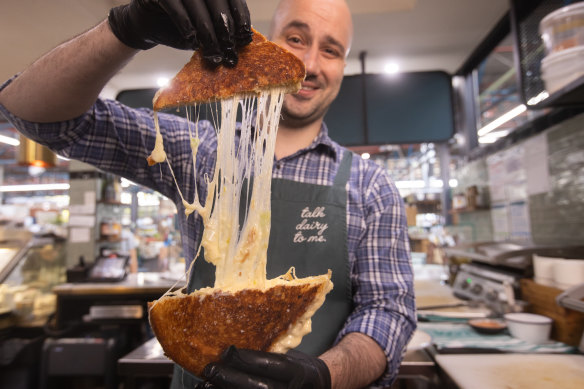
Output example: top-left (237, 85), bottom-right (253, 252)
top-left (533, 254), bottom-right (562, 287)
top-left (504, 313), bottom-right (552, 344)
top-left (541, 45), bottom-right (584, 93)
top-left (552, 259), bottom-right (584, 290)
top-left (540, 2), bottom-right (584, 54)
top-left (405, 330), bottom-right (432, 357)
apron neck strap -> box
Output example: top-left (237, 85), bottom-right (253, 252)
top-left (332, 151), bottom-right (353, 188)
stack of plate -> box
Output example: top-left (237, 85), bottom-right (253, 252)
top-left (540, 2), bottom-right (584, 93)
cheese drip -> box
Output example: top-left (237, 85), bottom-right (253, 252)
top-left (151, 89), bottom-right (285, 291)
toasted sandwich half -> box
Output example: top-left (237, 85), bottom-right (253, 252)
top-left (148, 271), bottom-right (332, 376)
top-left (153, 28), bottom-right (306, 109)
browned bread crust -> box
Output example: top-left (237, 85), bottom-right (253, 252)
top-left (152, 29), bottom-right (305, 110)
top-left (148, 277), bottom-right (330, 376)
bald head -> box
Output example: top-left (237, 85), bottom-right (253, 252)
top-left (267, 0), bottom-right (353, 131)
top-left (270, 0), bottom-right (353, 57)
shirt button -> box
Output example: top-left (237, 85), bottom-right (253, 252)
top-left (276, 163), bottom-right (282, 169)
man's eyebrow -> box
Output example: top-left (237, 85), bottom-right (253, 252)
top-left (282, 20), bottom-right (310, 33)
top-left (281, 20), bottom-right (346, 54)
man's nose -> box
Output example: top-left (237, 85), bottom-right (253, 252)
top-left (302, 46), bottom-right (320, 75)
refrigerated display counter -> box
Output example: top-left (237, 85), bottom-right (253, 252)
top-left (1, 233), bottom-right (67, 389)
top-left (0, 234), bottom-right (66, 329)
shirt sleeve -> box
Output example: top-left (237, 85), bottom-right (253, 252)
top-left (337, 161), bottom-right (417, 388)
top-left (0, 75), bottom-right (216, 204)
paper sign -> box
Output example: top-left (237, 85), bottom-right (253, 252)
top-left (524, 133), bottom-right (550, 196)
top-left (70, 191), bottom-right (96, 214)
top-left (84, 191), bottom-right (96, 213)
top-left (69, 227), bottom-right (90, 243)
top-left (69, 215), bottom-right (95, 227)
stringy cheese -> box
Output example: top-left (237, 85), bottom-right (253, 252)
top-left (149, 89), bottom-right (333, 355)
top-left (151, 89), bottom-right (285, 291)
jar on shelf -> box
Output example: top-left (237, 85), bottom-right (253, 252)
top-left (102, 174), bottom-right (122, 203)
top-left (100, 218), bottom-right (121, 241)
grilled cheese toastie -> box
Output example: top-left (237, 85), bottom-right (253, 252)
top-left (147, 28), bottom-right (332, 377)
top-left (152, 28), bottom-right (305, 109)
top-left (148, 270), bottom-right (332, 376)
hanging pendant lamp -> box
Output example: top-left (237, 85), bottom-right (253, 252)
top-left (17, 135), bottom-right (57, 168)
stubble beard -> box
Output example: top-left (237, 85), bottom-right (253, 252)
top-left (280, 95), bottom-right (329, 130)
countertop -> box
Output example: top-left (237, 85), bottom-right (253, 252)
top-left (118, 336), bottom-right (439, 381)
top-left (415, 277), bottom-right (491, 319)
top-left (413, 268), bottom-right (583, 388)
top-left (118, 337), bottom-right (174, 377)
top-left (53, 272), bottom-right (186, 296)
top-left (436, 354), bottom-right (584, 388)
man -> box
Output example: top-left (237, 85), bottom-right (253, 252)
top-left (0, 0), bottom-right (416, 388)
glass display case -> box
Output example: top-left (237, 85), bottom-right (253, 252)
top-left (0, 234), bottom-right (66, 328)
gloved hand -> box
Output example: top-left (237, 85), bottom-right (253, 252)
top-left (195, 346), bottom-right (331, 389)
top-left (108, 0), bottom-right (253, 67)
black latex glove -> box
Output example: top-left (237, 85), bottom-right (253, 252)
top-left (195, 346), bottom-right (331, 389)
top-left (108, 0), bottom-right (253, 67)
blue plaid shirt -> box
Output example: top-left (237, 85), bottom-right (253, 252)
top-left (1, 77), bottom-right (415, 386)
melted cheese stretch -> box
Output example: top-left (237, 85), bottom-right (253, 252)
top-left (151, 89), bottom-right (286, 291)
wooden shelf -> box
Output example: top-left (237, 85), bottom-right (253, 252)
top-left (535, 75), bottom-right (584, 109)
top-left (449, 207), bottom-right (490, 214)
top-left (409, 200), bottom-right (442, 214)
top-left (511, 0), bottom-right (584, 109)
top-left (96, 238), bottom-right (122, 244)
top-left (97, 200), bottom-right (128, 206)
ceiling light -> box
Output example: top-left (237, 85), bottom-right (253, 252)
top-left (527, 91), bottom-right (549, 106)
top-left (478, 136), bottom-right (498, 144)
top-left (384, 62), bottom-right (400, 75)
top-left (18, 136), bottom-right (57, 167)
top-left (138, 192), bottom-right (161, 207)
top-left (479, 129), bottom-right (510, 144)
top-left (477, 104), bottom-right (526, 137)
top-left (453, 133), bottom-right (466, 147)
top-left (121, 177), bottom-right (137, 188)
top-left (28, 166), bottom-right (46, 177)
top-left (157, 77), bottom-right (170, 87)
top-left (479, 135), bottom-right (500, 144)
top-left (121, 192), bottom-right (132, 204)
top-left (361, 152), bottom-right (371, 160)
top-left (0, 134), bottom-right (19, 146)
top-left (395, 180), bottom-right (426, 189)
top-left (0, 183), bottom-right (70, 192)
top-left (395, 179), bottom-right (451, 189)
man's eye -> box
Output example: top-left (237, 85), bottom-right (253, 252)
top-left (324, 48), bottom-right (341, 58)
top-left (288, 36), bottom-right (302, 44)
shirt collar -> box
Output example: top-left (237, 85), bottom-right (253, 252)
top-left (306, 121), bottom-right (339, 160)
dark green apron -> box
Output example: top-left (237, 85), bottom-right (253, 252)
top-left (171, 151), bottom-right (353, 388)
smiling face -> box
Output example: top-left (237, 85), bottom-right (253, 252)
top-left (270, 0), bottom-right (353, 129)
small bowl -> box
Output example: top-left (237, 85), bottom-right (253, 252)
top-left (504, 313), bottom-right (552, 344)
top-left (468, 319), bottom-right (507, 334)
top-left (405, 330), bottom-right (432, 357)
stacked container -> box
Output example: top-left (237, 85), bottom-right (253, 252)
top-left (539, 2), bottom-right (584, 93)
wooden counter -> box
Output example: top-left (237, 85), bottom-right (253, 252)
top-left (52, 272), bottom-right (185, 329)
top-left (53, 272), bottom-right (185, 296)
top-left (435, 354), bottom-right (584, 389)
